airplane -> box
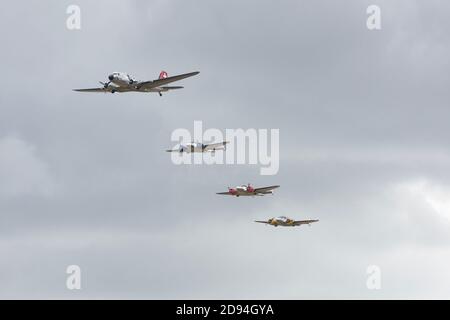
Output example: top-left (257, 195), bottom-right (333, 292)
top-left (216, 184), bottom-right (280, 197)
top-left (166, 141), bottom-right (229, 154)
top-left (73, 70), bottom-right (199, 96)
top-left (255, 216), bottom-right (319, 227)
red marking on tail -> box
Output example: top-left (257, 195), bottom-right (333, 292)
top-left (159, 71), bottom-right (168, 79)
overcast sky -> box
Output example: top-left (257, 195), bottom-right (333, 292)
top-left (1, 0), bottom-right (450, 299)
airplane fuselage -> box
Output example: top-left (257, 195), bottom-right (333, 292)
top-left (109, 72), bottom-right (133, 86)
top-left (268, 217), bottom-right (296, 226)
top-left (178, 142), bottom-right (225, 153)
top-left (227, 185), bottom-right (273, 197)
top-left (178, 143), bottom-right (206, 153)
top-left (107, 72), bottom-right (165, 93)
top-left (259, 216), bottom-right (319, 227)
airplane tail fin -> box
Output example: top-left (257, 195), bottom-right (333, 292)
top-left (159, 71), bottom-right (168, 79)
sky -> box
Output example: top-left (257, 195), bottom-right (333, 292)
top-left (1, 0), bottom-right (450, 299)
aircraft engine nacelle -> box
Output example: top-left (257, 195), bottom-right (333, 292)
top-left (179, 146), bottom-right (188, 153)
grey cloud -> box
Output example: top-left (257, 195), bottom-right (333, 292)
top-left (0, 0), bottom-right (450, 299)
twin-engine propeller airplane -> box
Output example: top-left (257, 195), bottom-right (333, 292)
top-left (73, 70), bottom-right (199, 96)
top-left (216, 184), bottom-right (280, 197)
top-left (255, 216), bottom-right (319, 227)
top-left (166, 141), bottom-right (229, 154)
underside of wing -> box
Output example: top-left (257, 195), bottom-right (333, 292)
top-left (216, 192), bottom-right (232, 195)
top-left (204, 141), bottom-right (228, 151)
top-left (293, 219), bottom-right (319, 226)
top-left (137, 71), bottom-right (199, 90)
top-left (254, 185), bottom-right (280, 193)
top-left (73, 88), bottom-right (106, 93)
top-left (73, 86), bottom-right (130, 93)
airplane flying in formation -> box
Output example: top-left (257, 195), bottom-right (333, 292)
top-left (255, 216), bottom-right (319, 227)
top-left (216, 184), bottom-right (280, 197)
top-left (73, 69), bottom-right (319, 229)
top-left (73, 71), bottom-right (199, 96)
top-left (166, 141), bottom-right (229, 154)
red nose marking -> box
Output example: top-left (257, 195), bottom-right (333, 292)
top-left (229, 188), bottom-right (237, 195)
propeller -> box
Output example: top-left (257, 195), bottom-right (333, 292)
top-left (99, 81), bottom-right (110, 89)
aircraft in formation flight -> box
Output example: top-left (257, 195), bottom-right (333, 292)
top-left (166, 141), bottom-right (229, 154)
top-left (73, 71), bottom-right (199, 96)
top-left (216, 184), bottom-right (280, 197)
top-left (255, 216), bottom-right (319, 227)
top-left (72, 68), bottom-right (319, 229)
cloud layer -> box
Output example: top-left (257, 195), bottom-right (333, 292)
top-left (0, 0), bottom-right (449, 299)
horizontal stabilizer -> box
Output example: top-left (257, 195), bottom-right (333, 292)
top-left (161, 86), bottom-right (184, 90)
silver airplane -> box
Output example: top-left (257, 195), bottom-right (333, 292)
top-left (73, 70), bottom-right (199, 96)
top-left (166, 141), bottom-right (228, 154)
top-left (216, 184), bottom-right (280, 197)
top-left (255, 216), bottom-right (319, 227)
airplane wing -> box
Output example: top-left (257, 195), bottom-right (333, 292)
top-left (216, 192), bottom-right (232, 195)
top-left (73, 86), bottom-right (130, 93)
top-left (254, 220), bottom-right (270, 224)
top-left (73, 88), bottom-right (106, 93)
top-left (203, 141), bottom-right (229, 152)
top-left (293, 219), bottom-right (319, 226)
top-left (137, 71), bottom-right (199, 90)
top-left (254, 185), bottom-right (280, 193)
